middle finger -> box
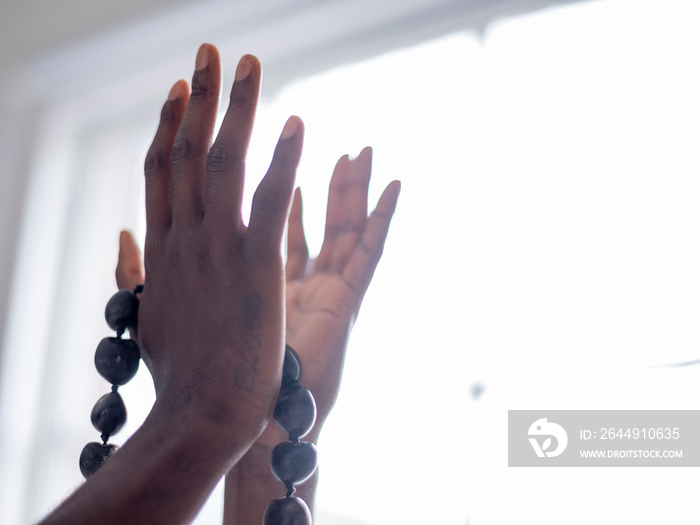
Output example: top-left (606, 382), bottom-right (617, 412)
top-left (204, 54), bottom-right (262, 233)
top-left (170, 43), bottom-right (222, 227)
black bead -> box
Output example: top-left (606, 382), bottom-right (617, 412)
top-left (274, 386), bottom-right (316, 441)
top-left (271, 441), bottom-right (317, 485)
top-left (79, 442), bottom-right (118, 479)
top-left (90, 391), bottom-right (127, 436)
top-left (263, 497), bottom-right (312, 525)
top-left (94, 337), bottom-right (140, 385)
top-left (282, 345), bottom-right (301, 388)
top-left (105, 289), bottom-right (139, 332)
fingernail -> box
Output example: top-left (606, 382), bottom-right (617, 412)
top-left (280, 116), bottom-right (300, 140)
top-left (195, 44), bottom-right (211, 71)
top-left (235, 55), bottom-right (254, 81)
top-left (167, 80), bottom-right (185, 101)
top-left (118, 231), bottom-right (128, 255)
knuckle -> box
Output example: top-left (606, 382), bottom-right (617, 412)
top-left (228, 92), bottom-right (248, 109)
top-left (165, 236), bottom-right (181, 268)
top-left (372, 210), bottom-right (392, 222)
top-left (206, 145), bottom-right (238, 174)
top-left (143, 236), bottom-right (165, 278)
top-left (164, 227), bottom-right (215, 276)
top-left (341, 218), bottom-right (363, 234)
top-left (145, 147), bottom-right (168, 175)
top-left (289, 242), bottom-right (309, 256)
top-left (358, 237), bottom-right (376, 256)
top-left (160, 100), bottom-right (178, 122)
top-left (144, 232), bottom-right (165, 258)
top-left (253, 185), bottom-right (283, 217)
top-left (190, 70), bottom-right (210, 99)
top-left (171, 136), bottom-right (197, 165)
top-left (192, 236), bottom-right (215, 275)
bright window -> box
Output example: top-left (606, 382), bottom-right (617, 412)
top-left (259, 2), bottom-right (700, 523)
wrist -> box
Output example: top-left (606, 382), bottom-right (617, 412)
top-left (148, 394), bottom-right (264, 472)
top-left (150, 368), bottom-right (282, 448)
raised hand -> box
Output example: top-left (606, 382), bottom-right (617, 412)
top-left (42, 44), bottom-right (303, 525)
top-left (135, 44), bottom-right (303, 446)
top-left (268, 147), bottom-right (400, 444)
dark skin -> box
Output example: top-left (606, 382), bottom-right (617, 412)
top-left (43, 43), bottom-right (400, 524)
top-left (119, 149), bottom-right (400, 522)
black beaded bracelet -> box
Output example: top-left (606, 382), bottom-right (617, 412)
top-left (80, 289), bottom-right (318, 524)
top-left (79, 285), bottom-right (142, 479)
top-left (264, 345), bottom-right (318, 525)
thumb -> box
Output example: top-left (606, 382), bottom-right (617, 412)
top-left (116, 230), bottom-right (145, 290)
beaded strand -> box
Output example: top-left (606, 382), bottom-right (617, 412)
top-left (80, 289), bottom-right (319, 524)
top-left (79, 285), bottom-right (142, 479)
top-left (264, 344), bottom-right (318, 525)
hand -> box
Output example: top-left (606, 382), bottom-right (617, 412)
top-left (262, 147), bottom-right (400, 446)
top-left (119, 43), bottom-right (304, 451)
top-left (43, 44), bottom-right (305, 525)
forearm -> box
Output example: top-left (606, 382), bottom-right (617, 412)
top-left (223, 429), bottom-right (320, 524)
top-left (42, 401), bottom-right (252, 525)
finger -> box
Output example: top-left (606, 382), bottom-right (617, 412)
top-left (144, 79), bottom-right (188, 232)
top-left (345, 146), bottom-right (372, 228)
top-left (285, 187), bottom-right (309, 281)
top-left (316, 147), bottom-right (372, 273)
top-left (171, 43), bottom-right (222, 225)
top-left (342, 180), bottom-right (400, 301)
top-left (116, 231), bottom-right (145, 290)
top-left (204, 55), bottom-right (261, 230)
top-left (246, 117), bottom-right (304, 261)
top-left (315, 154), bottom-right (349, 271)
